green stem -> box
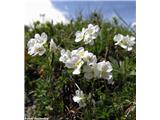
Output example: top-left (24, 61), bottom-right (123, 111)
top-left (104, 79), bottom-right (109, 94)
top-left (47, 51), bottom-right (55, 113)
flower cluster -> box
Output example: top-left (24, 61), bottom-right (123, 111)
top-left (59, 24), bottom-right (113, 81)
top-left (27, 33), bottom-right (57, 56)
top-left (113, 34), bottom-right (136, 51)
top-left (75, 24), bottom-right (100, 45)
top-left (83, 60), bottom-right (112, 80)
top-left (59, 47), bottom-right (113, 81)
top-left (27, 32), bottom-right (47, 56)
top-left (27, 23), bottom-right (136, 108)
top-left (59, 47), bottom-right (97, 75)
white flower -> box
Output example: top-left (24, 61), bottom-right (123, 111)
top-left (28, 43), bottom-right (46, 56)
top-left (27, 32), bottom-right (47, 56)
top-left (75, 28), bottom-right (86, 42)
top-left (83, 61), bottom-right (113, 80)
top-left (59, 47), bottom-right (85, 75)
top-left (27, 38), bottom-right (37, 48)
top-left (71, 47), bottom-right (85, 58)
top-left (83, 24), bottom-right (100, 45)
top-left (34, 32), bottom-right (47, 44)
top-left (82, 51), bottom-right (97, 66)
top-left (50, 39), bottom-right (57, 52)
top-left (113, 34), bottom-right (135, 51)
top-left (66, 56), bottom-right (84, 75)
top-left (59, 49), bottom-right (71, 63)
top-left (75, 24), bottom-right (100, 45)
top-left (96, 61), bottom-right (113, 80)
top-left (73, 90), bottom-right (86, 107)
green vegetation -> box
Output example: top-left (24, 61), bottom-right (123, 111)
top-left (25, 12), bottom-right (136, 120)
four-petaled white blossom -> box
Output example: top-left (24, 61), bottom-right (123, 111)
top-left (59, 47), bottom-right (85, 75)
top-left (96, 61), bottom-right (113, 80)
top-left (28, 43), bottom-right (46, 56)
top-left (27, 32), bottom-right (47, 56)
top-left (113, 34), bottom-right (135, 51)
top-left (75, 24), bottom-right (100, 45)
top-left (83, 61), bottom-right (113, 80)
top-left (84, 24), bottom-right (100, 45)
top-left (50, 39), bottom-right (57, 52)
top-left (73, 90), bottom-right (86, 107)
top-left (34, 32), bottom-right (47, 44)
